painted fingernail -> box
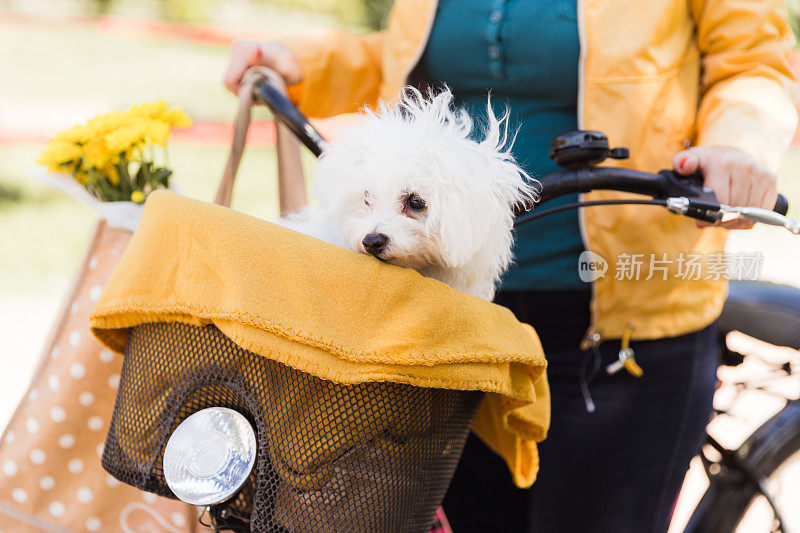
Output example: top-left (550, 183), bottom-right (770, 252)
top-left (679, 156), bottom-right (688, 170)
top-left (248, 47), bottom-right (262, 66)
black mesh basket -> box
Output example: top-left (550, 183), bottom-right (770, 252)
top-left (102, 321), bottom-right (483, 532)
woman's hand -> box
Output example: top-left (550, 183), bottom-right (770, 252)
top-left (673, 146), bottom-right (778, 229)
top-left (223, 39), bottom-right (302, 95)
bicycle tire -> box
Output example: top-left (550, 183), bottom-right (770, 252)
top-left (685, 400), bottom-right (800, 533)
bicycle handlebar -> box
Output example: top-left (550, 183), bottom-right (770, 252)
top-left (774, 194), bottom-right (790, 217)
top-left (253, 80), bottom-right (327, 157)
top-left (532, 167), bottom-right (789, 216)
top-left (250, 76), bottom-right (794, 232)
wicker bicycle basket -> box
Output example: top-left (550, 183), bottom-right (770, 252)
top-left (103, 320), bottom-right (482, 532)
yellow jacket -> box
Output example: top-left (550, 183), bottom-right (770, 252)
top-left (281, 0), bottom-right (797, 342)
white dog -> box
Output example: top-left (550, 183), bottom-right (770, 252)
top-left (283, 87), bottom-right (537, 301)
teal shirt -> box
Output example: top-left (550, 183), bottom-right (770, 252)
top-left (422, 0), bottom-right (586, 291)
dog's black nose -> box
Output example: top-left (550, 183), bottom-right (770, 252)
top-left (362, 233), bottom-right (389, 255)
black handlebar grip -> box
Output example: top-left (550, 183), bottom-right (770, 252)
top-left (774, 194), bottom-right (789, 216)
top-left (253, 80), bottom-right (326, 157)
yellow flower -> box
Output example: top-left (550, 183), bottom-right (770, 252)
top-left (37, 140), bottom-right (81, 173)
top-left (163, 108), bottom-right (192, 128)
top-left (105, 121), bottom-right (147, 154)
top-left (82, 137), bottom-right (111, 169)
top-left (126, 101), bottom-right (191, 127)
top-left (54, 124), bottom-right (92, 145)
top-left (143, 119), bottom-right (170, 146)
top-left (126, 101), bottom-right (169, 120)
top-left (39, 101), bottom-right (185, 201)
top-left (86, 111), bottom-right (127, 136)
top-left (100, 162), bottom-right (120, 186)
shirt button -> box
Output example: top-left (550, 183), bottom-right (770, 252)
top-left (488, 45), bottom-right (501, 60)
top-left (489, 10), bottom-right (502, 23)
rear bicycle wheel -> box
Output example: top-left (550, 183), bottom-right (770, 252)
top-left (685, 400), bottom-right (800, 533)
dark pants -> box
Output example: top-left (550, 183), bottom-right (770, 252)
top-left (442, 290), bottom-right (719, 533)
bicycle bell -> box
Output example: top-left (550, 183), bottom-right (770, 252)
top-left (550, 130), bottom-right (629, 169)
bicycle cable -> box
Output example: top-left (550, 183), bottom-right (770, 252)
top-left (515, 199), bottom-right (668, 227)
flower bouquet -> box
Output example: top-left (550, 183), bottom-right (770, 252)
top-left (35, 101), bottom-right (191, 231)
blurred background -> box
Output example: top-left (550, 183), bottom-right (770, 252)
top-left (0, 1), bottom-right (798, 530)
top-left (0, 0), bottom-right (393, 426)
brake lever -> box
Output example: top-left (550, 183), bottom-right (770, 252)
top-left (718, 205), bottom-right (800, 234)
top-left (666, 197), bottom-right (800, 234)
top-left (660, 170), bottom-right (800, 229)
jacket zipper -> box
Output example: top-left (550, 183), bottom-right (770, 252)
top-left (400, 0), bottom-right (440, 84)
top-left (576, 0), bottom-right (604, 347)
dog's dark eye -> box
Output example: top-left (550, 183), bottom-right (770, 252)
top-left (364, 191), bottom-right (371, 206)
top-left (406, 194), bottom-right (426, 211)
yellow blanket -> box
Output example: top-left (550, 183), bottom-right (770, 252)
top-left (89, 190), bottom-right (549, 487)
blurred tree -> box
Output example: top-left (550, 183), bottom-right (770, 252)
top-left (91, 0), bottom-right (114, 15)
top-left (159, 0), bottom-right (217, 23)
top-left (0, 183), bottom-right (23, 206)
top-left (268, 0), bottom-right (393, 31)
top-left (361, 0), bottom-right (394, 30)
top-left (789, 0), bottom-right (800, 42)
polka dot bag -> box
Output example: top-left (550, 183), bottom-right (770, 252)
top-left (0, 221), bottom-right (207, 532)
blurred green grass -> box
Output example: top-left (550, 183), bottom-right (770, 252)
top-left (81, 0), bottom-right (386, 31)
top-left (1, 21), bottom-right (232, 124)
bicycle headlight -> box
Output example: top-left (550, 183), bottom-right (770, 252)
top-left (163, 407), bottom-right (256, 506)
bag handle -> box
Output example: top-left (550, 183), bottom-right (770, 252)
top-left (215, 67), bottom-right (309, 216)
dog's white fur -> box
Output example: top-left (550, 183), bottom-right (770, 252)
top-left (282, 87), bottom-right (537, 301)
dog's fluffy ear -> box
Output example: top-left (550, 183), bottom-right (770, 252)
top-left (479, 100), bottom-right (540, 212)
top-left (425, 91), bottom-right (538, 268)
top-left (431, 157), bottom-right (493, 268)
